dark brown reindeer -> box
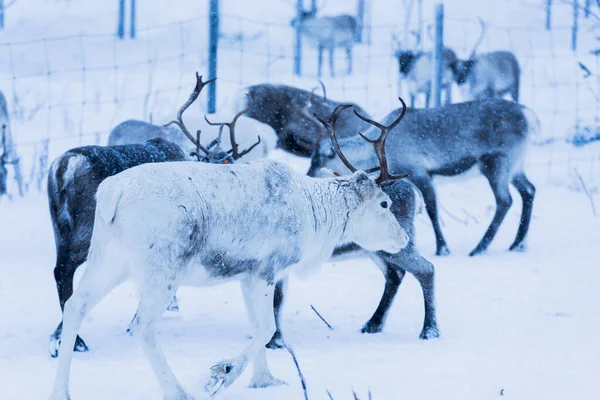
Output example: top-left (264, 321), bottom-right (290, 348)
top-left (268, 101), bottom-right (439, 348)
top-left (47, 74), bottom-right (259, 357)
top-left (242, 83), bottom-right (371, 157)
top-left (308, 98), bottom-right (538, 257)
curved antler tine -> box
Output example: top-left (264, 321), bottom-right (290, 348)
top-left (353, 109), bottom-right (387, 131)
top-left (330, 103), bottom-right (353, 125)
top-left (387, 97), bottom-right (408, 131)
top-left (227, 107), bottom-right (252, 160)
top-left (313, 107), bottom-right (357, 173)
top-left (237, 136), bottom-right (262, 159)
top-left (318, 80), bottom-right (327, 101)
top-left (358, 132), bottom-right (377, 144)
top-left (165, 72), bottom-right (216, 155)
top-left (204, 114), bottom-right (221, 126)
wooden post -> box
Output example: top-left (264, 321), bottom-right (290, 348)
top-left (0, 0), bottom-right (5, 30)
top-left (584, 0), bottom-right (591, 18)
top-left (356, 0), bottom-right (365, 43)
top-left (546, 0), bottom-right (552, 30)
top-left (117, 0), bottom-right (125, 39)
top-left (208, 0), bottom-right (219, 113)
top-left (431, 3), bottom-right (444, 108)
top-left (572, 0), bottom-right (579, 51)
top-left (130, 0), bottom-right (136, 39)
top-left (294, 0), bottom-right (303, 76)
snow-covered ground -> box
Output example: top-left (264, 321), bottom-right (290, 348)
top-left (1, 153), bottom-right (599, 399)
top-left (1, 0), bottom-right (600, 399)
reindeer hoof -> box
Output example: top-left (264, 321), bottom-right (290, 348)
top-left (509, 242), bottom-right (526, 252)
top-left (48, 335), bottom-right (88, 358)
top-left (469, 246), bottom-right (487, 257)
top-left (360, 320), bottom-right (383, 334)
top-left (266, 331), bottom-right (284, 349)
top-left (204, 358), bottom-right (247, 396)
top-left (249, 373), bottom-right (286, 388)
top-left (435, 246), bottom-right (450, 256)
top-left (48, 389), bottom-right (72, 400)
top-left (166, 296), bottom-right (180, 312)
top-left (419, 326), bottom-right (440, 340)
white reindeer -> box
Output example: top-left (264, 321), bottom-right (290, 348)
top-left (48, 105), bottom-right (409, 400)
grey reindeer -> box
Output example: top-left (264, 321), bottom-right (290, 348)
top-left (308, 98), bottom-right (538, 257)
top-left (393, 30), bottom-right (458, 108)
top-left (448, 19), bottom-right (520, 102)
top-left (47, 74), bottom-right (260, 358)
top-left (267, 102), bottom-right (439, 349)
top-left (451, 50), bottom-right (521, 102)
top-left (292, 7), bottom-right (357, 77)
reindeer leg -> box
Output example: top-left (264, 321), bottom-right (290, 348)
top-left (329, 46), bottom-right (335, 77)
top-left (49, 253), bottom-right (126, 400)
top-left (206, 277), bottom-right (282, 395)
top-left (318, 44), bottom-right (324, 78)
top-left (381, 249), bottom-right (439, 339)
top-left (410, 174), bottom-right (450, 256)
top-left (130, 274), bottom-right (191, 400)
top-left (361, 258), bottom-right (404, 334)
top-left (266, 278), bottom-right (287, 349)
top-left (508, 172), bottom-right (535, 252)
top-left (50, 249), bottom-right (88, 358)
top-left (346, 45), bottom-right (353, 74)
top-left (470, 155), bottom-right (513, 256)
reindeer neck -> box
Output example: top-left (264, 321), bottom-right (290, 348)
top-left (302, 177), bottom-right (359, 248)
top-left (337, 135), bottom-right (379, 172)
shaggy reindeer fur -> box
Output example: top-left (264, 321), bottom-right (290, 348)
top-left (310, 98), bottom-right (538, 256)
top-left (47, 138), bottom-right (186, 357)
top-left (48, 160), bottom-right (407, 399)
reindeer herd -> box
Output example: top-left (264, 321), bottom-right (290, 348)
top-left (36, 68), bottom-right (539, 399)
top-left (0, 8), bottom-right (541, 400)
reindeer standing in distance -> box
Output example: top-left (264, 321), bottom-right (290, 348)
top-left (309, 97), bottom-right (538, 257)
top-left (47, 74), bottom-right (261, 358)
top-left (393, 29), bottom-right (458, 108)
top-left (242, 83), bottom-right (372, 157)
top-left (448, 19), bottom-right (521, 102)
top-left (268, 100), bottom-right (439, 349)
top-left (0, 90), bottom-right (24, 197)
top-left (291, 6), bottom-right (357, 77)
top-left (47, 105), bottom-right (408, 399)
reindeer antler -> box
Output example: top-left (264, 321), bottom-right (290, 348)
top-left (204, 106), bottom-right (261, 160)
top-left (353, 98), bottom-right (409, 186)
top-left (313, 104), bottom-right (358, 173)
top-left (165, 72), bottom-right (216, 157)
top-left (0, 125), bottom-right (7, 164)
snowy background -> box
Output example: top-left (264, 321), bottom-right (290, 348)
top-left (0, 0), bottom-right (599, 399)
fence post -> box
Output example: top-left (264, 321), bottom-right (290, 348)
top-left (355, 0), bottom-right (365, 43)
top-left (584, 0), bottom-right (590, 18)
top-left (431, 3), bottom-right (444, 108)
top-left (0, 0), bottom-right (4, 30)
top-left (208, 0), bottom-right (219, 113)
top-left (294, 0), bottom-right (303, 76)
top-left (545, 0), bottom-right (552, 30)
top-left (572, 0), bottom-right (579, 51)
top-left (117, 0), bottom-right (125, 39)
top-left (130, 0), bottom-right (136, 39)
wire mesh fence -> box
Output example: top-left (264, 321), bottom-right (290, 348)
top-left (0, 3), bottom-right (598, 197)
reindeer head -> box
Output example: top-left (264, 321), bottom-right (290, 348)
top-left (312, 103), bottom-right (410, 253)
top-left (165, 73), bottom-right (260, 164)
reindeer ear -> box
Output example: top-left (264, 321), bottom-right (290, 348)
top-left (353, 170), bottom-right (370, 183)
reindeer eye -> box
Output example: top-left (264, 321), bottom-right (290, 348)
top-left (380, 201), bottom-right (388, 209)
